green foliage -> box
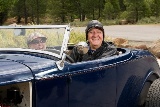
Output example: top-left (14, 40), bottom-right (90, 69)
top-left (69, 30), bottom-right (113, 44)
top-left (119, 11), bottom-right (129, 19)
top-left (150, 0), bottom-right (160, 17)
top-left (0, 0), bottom-right (17, 12)
top-left (142, 1), bottom-right (152, 17)
top-left (69, 31), bottom-right (85, 44)
top-left (103, 0), bottom-right (120, 20)
top-left (123, 0), bottom-right (152, 21)
top-left (137, 16), bottom-right (160, 24)
top-left (101, 19), bottom-right (118, 25)
top-left (70, 21), bottom-right (88, 27)
top-left (9, 0), bottom-right (47, 24)
top-left (1, 0), bottom-right (160, 25)
top-left (0, 29), bottom-right (27, 48)
top-left (0, 28), bottom-right (65, 48)
top-left (104, 2), bottom-right (114, 19)
top-left (0, 0), bottom-right (18, 25)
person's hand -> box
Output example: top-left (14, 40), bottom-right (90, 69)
top-left (76, 42), bottom-right (89, 55)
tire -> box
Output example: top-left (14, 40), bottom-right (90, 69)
top-left (145, 78), bottom-right (160, 107)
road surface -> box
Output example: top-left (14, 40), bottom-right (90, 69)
top-left (72, 24), bottom-right (160, 42)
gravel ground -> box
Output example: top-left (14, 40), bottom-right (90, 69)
top-left (128, 40), bottom-right (153, 47)
top-left (129, 40), bottom-right (160, 66)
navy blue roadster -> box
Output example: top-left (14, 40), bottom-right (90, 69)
top-left (0, 25), bottom-right (160, 107)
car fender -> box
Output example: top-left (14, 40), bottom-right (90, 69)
top-left (0, 59), bottom-right (33, 85)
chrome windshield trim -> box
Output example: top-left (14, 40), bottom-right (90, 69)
top-left (0, 48), bottom-right (60, 58)
top-left (0, 25), bottom-right (68, 29)
top-left (0, 25), bottom-right (71, 60)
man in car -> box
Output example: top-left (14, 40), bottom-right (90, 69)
top-left (27, 32), bottom-right (47, 50)
top-left (69, 20), bottom-right (117, 62)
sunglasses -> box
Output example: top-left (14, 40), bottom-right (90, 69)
top-left (30, 38), bottom-right (46, 44)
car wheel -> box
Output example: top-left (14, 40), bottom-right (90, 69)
top-left (145, 78), bottom-right (160, 107)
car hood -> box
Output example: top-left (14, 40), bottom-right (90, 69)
top-left (0, 53), bottom-right (59, 85)
top-left (0, 58), bottom-right (33, 85)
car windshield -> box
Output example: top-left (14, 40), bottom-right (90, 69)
top-left (0, 25), bottom-right (70, 59)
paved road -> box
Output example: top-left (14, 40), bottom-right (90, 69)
top-left (72, 24), bottom-right (160, 42)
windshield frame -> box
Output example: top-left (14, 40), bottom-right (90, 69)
top-left (0, 25), bottom-right (71, 59)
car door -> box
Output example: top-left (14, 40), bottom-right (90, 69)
top-left (115, 49), bottom-right (159, 107)
top-left (67, 56), bottom-right (117, 107)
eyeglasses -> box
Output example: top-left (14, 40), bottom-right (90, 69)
top-left (30, 39), bottom-right (46, 44)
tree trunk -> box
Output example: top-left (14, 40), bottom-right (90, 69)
top-left (92, 8), bottom-right (95, 19)
top-left (135, 7), bottom-right (138, 22)
top-left (17, 16), bottom-right (21, 24)
top-left (98, 0), bottom-right (101, 19)
top-left (82, 14), bottom-right (85, 21)
top-left (0, 12), bottom-right (8, 25)
top-left (36, 0), bottom-right (40, 24)
top-left (24, 0), bottom-right (28, 24)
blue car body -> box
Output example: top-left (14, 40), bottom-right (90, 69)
top-left (0, 25), bottom-right (159, 107)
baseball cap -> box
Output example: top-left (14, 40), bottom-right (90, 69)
top-left (27, 32), bottom-right (47, 45)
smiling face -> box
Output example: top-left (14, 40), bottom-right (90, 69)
top-left (87, 28), bottom-right (103, 50)
top-left (28, 37), bottom-right (46, 50)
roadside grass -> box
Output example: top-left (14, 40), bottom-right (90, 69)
top-left (0, 29), bottom-right (27, 48)
top-left (69, 31), bottom-right (85, 44)
top-left (70, 17), bottom-right (160, 27)
top-left (0, 29), bottom-right (64, 48)
top-left (69, 31), bottom-right (113, 44)
top-left (0, 28), bottom-right (112, 48)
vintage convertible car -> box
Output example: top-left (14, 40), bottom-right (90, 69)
top-left (0, 25), bottom-right (160, 107)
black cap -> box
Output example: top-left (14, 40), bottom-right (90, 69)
top-left (85, 20), bottom-right (104, 41)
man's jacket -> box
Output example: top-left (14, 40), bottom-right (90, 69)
top-left (69, 41), bottom-right (117, 62)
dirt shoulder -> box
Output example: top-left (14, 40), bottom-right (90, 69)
top-left (128, 40), bottom-right (153, 46)
top-left (129, 40), bottom-right (160, 66)
top-left (112, 38), bottom-right (160, 65)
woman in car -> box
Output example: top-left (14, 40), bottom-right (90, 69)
top-left (27, 32), bottom-right (47, 50)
